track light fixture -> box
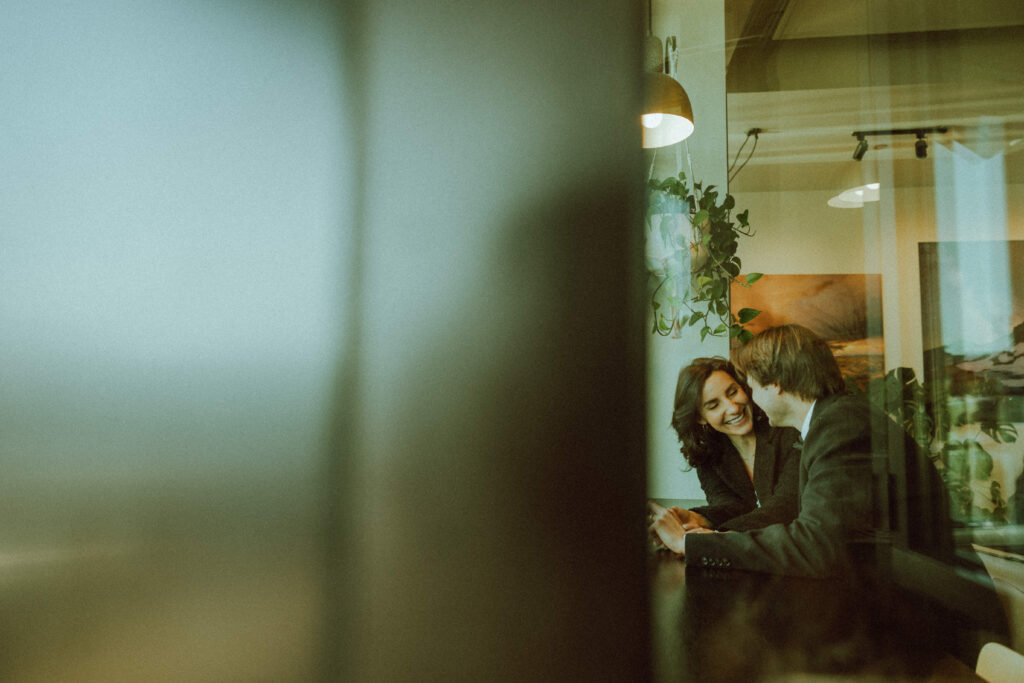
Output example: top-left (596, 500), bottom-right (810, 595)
top-left (850, 127), bottom-right (947, 161)
top-left (852, 134), bottom-right (868, 161)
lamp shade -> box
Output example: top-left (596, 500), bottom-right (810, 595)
top-left (642, 72), bottom-right (694, 148)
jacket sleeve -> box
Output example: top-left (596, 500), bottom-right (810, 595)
top-left (685, 398), bottom-right (875, 578)
top-left (689, 458), bottom-right (754, 528)
top-left (719, 429), bottom-right (801, 532)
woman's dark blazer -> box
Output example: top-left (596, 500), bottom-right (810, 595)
top-left (689, 424), bottom-right (801, 531)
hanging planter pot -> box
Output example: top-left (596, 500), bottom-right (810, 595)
top-left (645, 172), bottom-right (763, 342)
top-left (688, 215), bottom-right (710, 277)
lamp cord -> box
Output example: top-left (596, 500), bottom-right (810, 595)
top-left (728, 130), bottom-right (758, 183)
top-left (728, 135), bottom-right (750, 174)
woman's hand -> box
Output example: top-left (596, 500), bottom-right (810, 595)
top-left (668, 506), bottom-right (712, 530)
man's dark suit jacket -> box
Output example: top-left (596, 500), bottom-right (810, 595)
top-left (690, 424), bottom-right (801, 531)
top-left (685, 393), bottom-right (877, 577)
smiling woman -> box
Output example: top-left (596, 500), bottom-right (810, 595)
top-left (648, 357), bottom-right (801, 553)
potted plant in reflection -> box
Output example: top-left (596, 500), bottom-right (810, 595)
top-left (645, 172), bottom-right (761, 341)
top-left (866, 367), bottom-right (1018, 525)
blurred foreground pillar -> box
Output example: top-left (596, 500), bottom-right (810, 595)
top-left (340, 0), bottom-right (649, 680)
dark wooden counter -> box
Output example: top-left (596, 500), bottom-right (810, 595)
top-left (648, 550), bottom-right (986, 682)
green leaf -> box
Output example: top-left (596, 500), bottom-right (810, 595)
top-left (729, 325), bottom-right (743, 338)
top-left (744, 272), bottom-right (763, 285)
top-left (737, 307), bottom-right (761, 323)
top-left (723, 194), bottom-right (735, 210)
top-left (738, 329), bottom-right (754, 344)
top-left (688, 311), bottom-right (703, 326)
top-left (692, 209), bottom-right (709, 226)
top-left (700, 327), bottom-right (709, 342)
top-left (713, 323), bottom-right (727, 334)
top-left (997, 424), bottom-right (1018, 443)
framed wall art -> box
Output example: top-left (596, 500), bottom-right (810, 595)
top-left (731, 273), bottom-right (884, 389)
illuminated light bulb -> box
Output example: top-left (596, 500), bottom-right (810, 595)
top-left (642, 113), bottom-right (663, 129)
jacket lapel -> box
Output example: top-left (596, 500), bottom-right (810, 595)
top-left (714, 447), bottom-right (752, 499)
top-left (751, 432), bottom-right (774, 500)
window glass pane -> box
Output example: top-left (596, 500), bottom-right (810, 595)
top-left (647, 2), bottom-right (1023, 674)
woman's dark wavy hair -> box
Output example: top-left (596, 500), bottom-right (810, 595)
top-left (670, 356), bottom-right (767, 469)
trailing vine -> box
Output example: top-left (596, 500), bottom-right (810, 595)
top-left (645, 171), bottom-right (762, 342)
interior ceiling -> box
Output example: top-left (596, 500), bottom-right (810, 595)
top-left (686, 0), bottom-right (1024, 194)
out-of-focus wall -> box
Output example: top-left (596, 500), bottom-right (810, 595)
top-left (1, 1), bottom-right (649, 681)
top-left (0, 1), bottom-right (349, 680)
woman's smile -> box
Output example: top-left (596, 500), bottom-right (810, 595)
top-left (724, 411), bottom-right (747, 427)
top-left (699, 370), bottom-right (754, 437)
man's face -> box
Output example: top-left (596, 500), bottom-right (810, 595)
top-left (746, 376), bottom-right (785, 427)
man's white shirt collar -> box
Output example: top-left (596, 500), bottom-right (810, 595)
top-left (800, 400), bottom-right (817, 441)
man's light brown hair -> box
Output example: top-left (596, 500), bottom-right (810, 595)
top-left (731, 324), bottom-right (845, 401)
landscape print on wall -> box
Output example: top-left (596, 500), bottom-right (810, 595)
top-left (730, 273), bottom-right (884, 388)
top-left (919, 241), bottom-right (1024, 401)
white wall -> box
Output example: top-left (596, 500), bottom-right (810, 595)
top-left (646, 0), bottom-right (729, 501)
top-left (735, 181), bottom-right (1024, 369)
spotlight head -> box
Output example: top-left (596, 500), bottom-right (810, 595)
top-left (852, 135), bottom-right (868, 161)
top-left (915, 134), bottom-right (927, 159)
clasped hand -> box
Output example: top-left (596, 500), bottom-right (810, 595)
top-left (647, 500), bottom-right (713, 555)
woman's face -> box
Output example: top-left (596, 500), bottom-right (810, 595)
top-left (697, 370), bottom-right (754, 438)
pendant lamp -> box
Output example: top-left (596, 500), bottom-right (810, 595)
top-left (643, 72), bottom-right (694, 148)
top-left (642, 3), bottom-right (694, 148)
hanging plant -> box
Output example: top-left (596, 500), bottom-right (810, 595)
top-left (645, 171), bottom-right (762, 342)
